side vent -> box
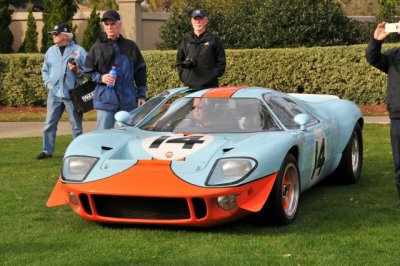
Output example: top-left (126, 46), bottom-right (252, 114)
top-left (101, 146), bottom-right (113, 153)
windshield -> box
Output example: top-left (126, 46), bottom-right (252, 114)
top-left (140, 97), bottom-right (279, 133)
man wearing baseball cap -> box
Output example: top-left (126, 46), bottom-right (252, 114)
top-left (37, 23), bottom-right (87, 160)
top-left (84, 9), bottom-right (147, 130)
top-left (176, 9), bottom-right (226, 90)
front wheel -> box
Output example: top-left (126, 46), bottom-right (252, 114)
top-left (259, 153), bottom-right (300, 225)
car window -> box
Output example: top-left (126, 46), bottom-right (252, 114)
top-left (140, 98), bottom-right (280, 133)
top-left (263, 92), bottom-right (319, 129)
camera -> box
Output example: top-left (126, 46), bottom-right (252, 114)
top-left (182, 57), bottom-right (197, 68)
top-left (385, 22), bottom-right (400, 33)
top-left (68, 58), bottom-right (76, 65)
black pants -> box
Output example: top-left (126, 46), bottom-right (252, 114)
top-left (390, 119), bottom-right (400, 199)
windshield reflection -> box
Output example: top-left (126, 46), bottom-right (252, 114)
top-left (140, 97), bottom-right (279, 133)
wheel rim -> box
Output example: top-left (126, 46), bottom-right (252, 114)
top-left (281, 163), bottom-right (300, 218)
top-left (351, 132), bottom-right (360, 174)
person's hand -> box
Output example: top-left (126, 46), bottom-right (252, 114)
top-left (101, 74), bottom-right (116, 85)
top-left (67, 60), bottom-right (80, 73)
top-left (374, 21), bottom-right (390, 41)
top-left (138, 98), bottom-right (145, 106)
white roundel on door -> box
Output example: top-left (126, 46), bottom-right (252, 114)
top-left (142, 134), bottom-right (214, 160)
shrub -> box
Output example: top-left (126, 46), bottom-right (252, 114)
top-left (0, 45), bottom-right (392, 107)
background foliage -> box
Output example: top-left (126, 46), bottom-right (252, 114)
top-left (157, 0), bottom-right (368, 50)
top-left (82, 7), bottom-right (102, 52)
top-left (0, 0), bottom-right (13, 53)
top-left (18, 2), bottom-right (38, 53)
top-left (0, 44), bottom-right (391, 107)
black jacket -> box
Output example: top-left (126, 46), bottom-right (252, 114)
top-left (84, 33), bottom-right (147, 111)
top-left (176, 31), bottom-right (226, 90)
top-left (366, 38), bottom-right (400, 119)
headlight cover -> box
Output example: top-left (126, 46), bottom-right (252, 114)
top-left (62, 156), bottom-right (99, 182)
top-left (206, 158), bottom-right (257, 186)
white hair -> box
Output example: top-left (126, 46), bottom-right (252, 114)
top-left (61, 32), bottom-right (74, 41)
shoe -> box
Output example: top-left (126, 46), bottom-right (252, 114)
top-left (36, 152), bottom-right (52, 160)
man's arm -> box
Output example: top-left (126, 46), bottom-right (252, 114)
top-left (365, 22), bottom-right (389, 73)
top-left (41, 53), bottom-right (52, 89)
top-left (134, 47), bottom-right (147, 100)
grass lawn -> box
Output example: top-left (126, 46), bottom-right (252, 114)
top-left (1, 124), bottom-right (399, 265)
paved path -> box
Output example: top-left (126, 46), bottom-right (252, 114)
top-left (0, 121), bottom-right (97, 138)
top-left (0, 116), bottom-right (390, 138)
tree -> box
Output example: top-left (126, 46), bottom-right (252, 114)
top-left (82, 7), bottom-right (101, 51)
top-left (19, 2), bottom-right (38, 53)
top-left (157, 0), bottom-right (365, 49)
top-left (0, 0), bottom-right (14, 53)
top-left (87, 0), bottom-right (118, 10)
top-left (377, 0), bottom-right (400, 21)
top-left (257, 0), bottom-right (365, 48)
top-left (41, 0), bottom-right (78, 53)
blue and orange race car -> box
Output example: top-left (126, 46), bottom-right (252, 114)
top-left (47, 86), bottom-right (363, 227)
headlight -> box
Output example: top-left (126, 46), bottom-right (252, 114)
top-left (62, 156), bottom-right (99, 182)
top-left (206, 158), bottom-right (256, 186)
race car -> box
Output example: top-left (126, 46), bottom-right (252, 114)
top-left (47, 86), bottom-right (363, 227)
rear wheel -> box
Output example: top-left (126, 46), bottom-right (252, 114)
top-left (332, 123), bottom-right (363, 184)
top-left (260, 153), bottom-right (300, 225)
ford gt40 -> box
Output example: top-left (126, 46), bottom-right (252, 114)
top-left (47, 86), bottom-right (363, 227)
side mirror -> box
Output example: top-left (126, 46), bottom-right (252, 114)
top-left (114, 111), bottom-right (131, 127)
top-left (294, 113), bottom-right (311, 131)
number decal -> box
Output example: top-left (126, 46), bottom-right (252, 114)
top-left (149, 136), bottom-right (169, 148)
top-left (143, 134), bottom-right (214, 160)
top-left (311, 138), bottom-right (326, 180)
top-left (150, 136), bottom-right (205, 149)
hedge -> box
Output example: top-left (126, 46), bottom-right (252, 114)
top-left (0, 44), bottom-right (393, 107)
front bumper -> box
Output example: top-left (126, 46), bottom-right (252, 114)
top-left (47, 160), bottom-right (277, 227)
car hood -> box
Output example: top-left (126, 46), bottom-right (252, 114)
top-left (65, 128), bottom-right (289, 186)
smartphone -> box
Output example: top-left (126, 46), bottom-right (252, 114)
top-left (385, 22), bottom-right (400, 33)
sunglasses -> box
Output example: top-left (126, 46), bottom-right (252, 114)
top-left (51, 33), bottom-right (60, 36)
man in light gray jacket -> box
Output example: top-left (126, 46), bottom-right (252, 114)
top-left (36, 23), bottom-right (86, 160)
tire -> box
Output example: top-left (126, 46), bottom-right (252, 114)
top-left (260, 153), bottom-right (300, 225)
top-left (332, 123), bottom-right (363, 185)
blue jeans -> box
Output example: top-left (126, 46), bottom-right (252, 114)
top-left (96, 109), bottom-right (116, 130)
top-left (42, 90), bottom-right (83, 155)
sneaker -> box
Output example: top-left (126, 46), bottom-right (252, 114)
top-left (36, 152), bottom-right (52, 160)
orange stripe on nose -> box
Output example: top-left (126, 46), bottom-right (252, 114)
top-left (203, 85), bottom-right (248, 98)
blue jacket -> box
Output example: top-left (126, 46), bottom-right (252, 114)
top-left (42, 42), bottom-right (87, 98)
top-left (84, 33), bottom-right (147, 112)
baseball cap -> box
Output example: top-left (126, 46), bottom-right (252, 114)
top-left (48, 23), bottom-right (71, 35)
top-left (101, 10), bottom-right (121, 22)
top-left (191, 9), bottom-right (207, 18)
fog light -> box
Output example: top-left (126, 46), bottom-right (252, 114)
top-left (217, 195), bottom-right (237, 211)
top-left (69, 192), bottom-right (79, 205)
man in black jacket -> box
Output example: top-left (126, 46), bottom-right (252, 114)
top-left (366, 21), bottom-right (400, 201)
top-left (84, 10), bottom-right (147, 130)
top-left (176, 9), bottom-right (226, 90)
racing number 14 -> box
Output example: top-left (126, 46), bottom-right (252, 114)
top-left (150, 136), bottom-right (205, 149)
top-left (311, 138), bottom-right (326, 180)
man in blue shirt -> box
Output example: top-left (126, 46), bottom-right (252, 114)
top-left (36, 23), bottom-right (87, 160)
